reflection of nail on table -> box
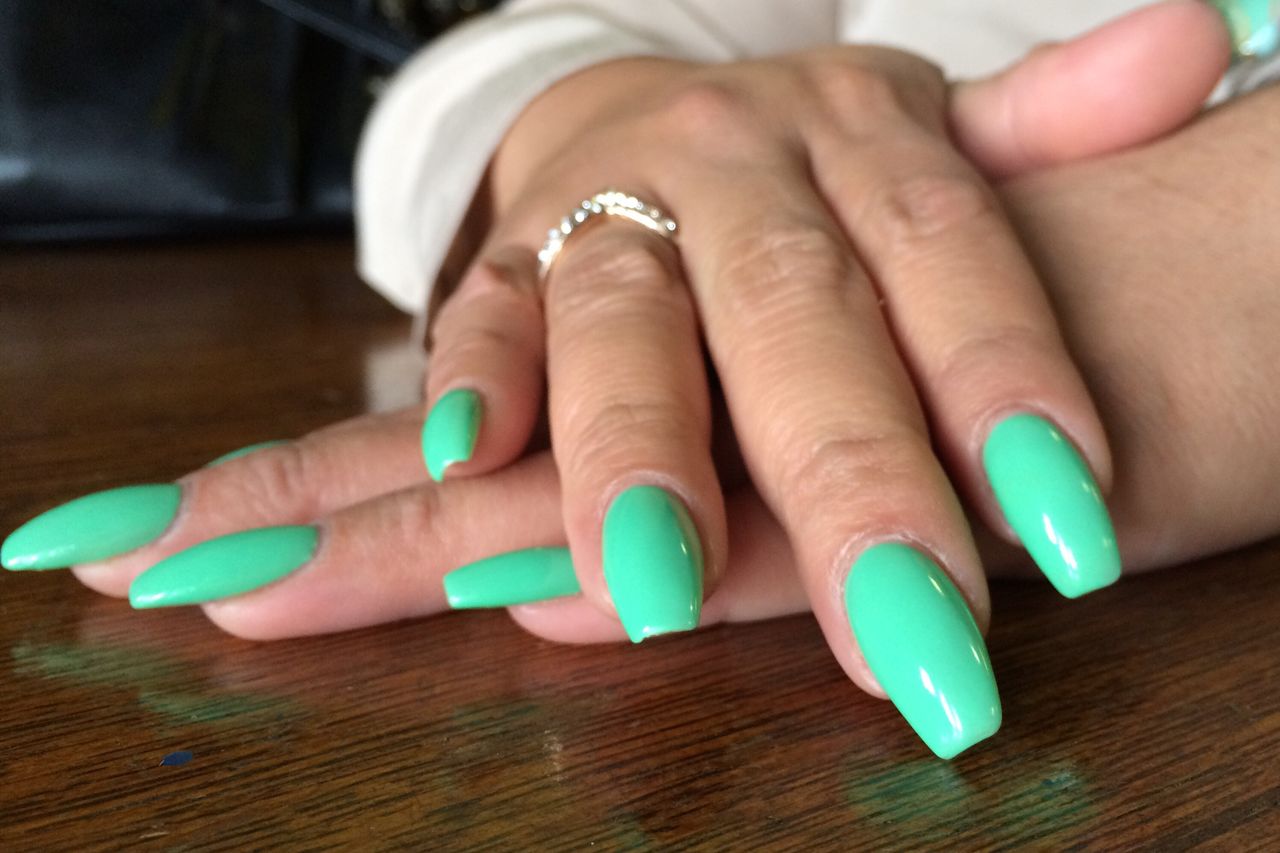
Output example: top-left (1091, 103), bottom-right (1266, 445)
top-left (2, 238), bottom-right (1277, 849)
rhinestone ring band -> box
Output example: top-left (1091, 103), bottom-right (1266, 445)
top-left (538, 189), bottom-right (679, 280)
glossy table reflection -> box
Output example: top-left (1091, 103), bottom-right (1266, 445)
top-left (1, 239), bottom-right (1278, 849)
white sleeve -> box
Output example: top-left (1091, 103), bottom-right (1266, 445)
top-left (354, 1), bottom-right (841, 314)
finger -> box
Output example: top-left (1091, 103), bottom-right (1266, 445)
top-left (507, 485), bottom-right (809, 645)
top-left (121, 455), bottom-right (564, 639)
top-left (659, 129), bottom-right (1000, 758)
top-left (812, 98), bottom-right (1120, 597)
top-left (421, 245), bottom-right (545, 481)
top-left (951, 0), bottom-right (1231, 177)
top-left (540, 204), bottom-right (727, 643)
top-left (69, 408), bottom-right (427, 597)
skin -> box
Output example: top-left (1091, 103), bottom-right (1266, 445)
top-left (66, 7), bottom-right (1280, 681)
top-left (425, 2), bottom-right (1228, 683)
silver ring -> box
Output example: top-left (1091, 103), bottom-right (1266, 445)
top-left (537, 189), bottom-right (679, 280)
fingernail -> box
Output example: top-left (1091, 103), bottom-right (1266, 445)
top-left (1208, 0), bottom-right (1279, 59)
top-left (983, 413), bottom-right (1120, 598)
top-left (129, 525), bottom-right (318, 608)
top-left (602, 485), bottom-right (703, 643)
top-left (206, 440), bottom-right (289, 468)
top-left (444, 547), bottom-right (579, 608)
top-left (845, 543), bottom-right (1002, 760)
top-left (422, 389), bottom-right (481, 481)
top-left (2, 484), bottom-right (181, 571)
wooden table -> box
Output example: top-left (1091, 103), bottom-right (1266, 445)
top-left (1, 239), bottom-right (1277, 850)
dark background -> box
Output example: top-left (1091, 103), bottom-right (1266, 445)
top-left (0, 0), bottom-right (500, 242)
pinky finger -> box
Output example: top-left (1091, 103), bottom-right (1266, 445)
top-left (422, 246), bottom-right (545, 481)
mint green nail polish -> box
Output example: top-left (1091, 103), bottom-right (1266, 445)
top-left (1210, 1), bottom-right (1279, 59)
top-left (206, 440), bottom-right (289, 468)
top-left (444, 547), bottom-right (579, 608)
top-left (845, 543), bottom-right (1001, 760)
top-left (422, 389), bottom-right (481, 481)
top-left (602, 485), bottom-right (703, 643)
top-left (2, 484), bottom-right (181, 571)
top-left (129, 525), bottom-right (318, 608)
top-left (983, 413), bottom-right (1120, 598)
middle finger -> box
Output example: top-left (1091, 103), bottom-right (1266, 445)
top-left (671, 147), bottom-right (1001, 759)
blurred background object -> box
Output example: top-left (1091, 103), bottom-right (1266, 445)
top-left (0, 0), bottom-right (500, 242)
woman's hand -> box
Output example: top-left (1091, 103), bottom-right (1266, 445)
top-left (418, 3), bottom-right (1227, 755)
top-left (3, 2), bottom-right (1251, 758)
top-left (2, 0), bottom-right (1239, 758)
top-left (49, 73), bottom-right (1280, 643)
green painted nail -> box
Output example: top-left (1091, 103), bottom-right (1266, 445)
top-left (2, 484), bottom-right (181, 571)
top-left (602, 485), bottom-right (703, 643)
top-left (1209, 0), bottom-right (1279, 59)
top-left (845, 543), bottom-right (1001, 760)
top-left (422, 389), bottom-right (481, 482)
top-left (129, 525), bottom-right (318, 609)
top-left (444, 547), bottom-right (579, 608)
top-left (206, 440), bottom-right (289, 468)
top-left (983, 413), bottom-right (1120, 598)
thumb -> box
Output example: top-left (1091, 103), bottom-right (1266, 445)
top-left (950, 1), bottom-right (1232, 178)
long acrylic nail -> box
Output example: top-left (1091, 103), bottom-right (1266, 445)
top-left (444, 547), bottom-right (579, 608)
top-left (983, 413), bottom-right (1120, 598)
top-left (422, 389), bottom-right (482, 482)
top-left (1209, 0), bottom-right (1279, 59)
top-left (129, 525), bottom-right (318, 608)
top-left (602, 485), bottom-right (703, 643)
top-left (845, 543), bottom-right (1002, 760)
top-left (206, 440), bottom-right (289, 468)
top-left (2, 484), bottom-right (182, 571)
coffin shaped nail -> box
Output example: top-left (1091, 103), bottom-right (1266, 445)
top-left (444, 547), bottom-right (579, 608)
top-left (845, 543), bottom-right (1001, 760)
top-left (983, 413), bottom-right (1120, 598)
top-left (129, 525), bottom-right (318, 608)
top-left (602, 485), bottom-right (703, 643)
top-left (422, 389), bottom-right (481, 481)
top-left (2, 484), bottom-right (181, 571)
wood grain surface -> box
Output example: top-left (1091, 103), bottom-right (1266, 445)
top-left (1, 239), bottom-right (1277, 851)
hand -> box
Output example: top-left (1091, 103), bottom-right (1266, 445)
top-left (419, 2), bottom-right (1227, 756)
top-left (3, 3), bottom-right (1250, 759)
top-left (49, 71), bottom-right (1280, 637)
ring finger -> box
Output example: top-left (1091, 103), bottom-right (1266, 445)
top-left (538, 193), bottom-right (727, 643)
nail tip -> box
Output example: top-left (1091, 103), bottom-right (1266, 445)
top-left (929, 717), bottom-right (1002, 760)
top-left (624, 617), bottom-right (699, 644)
top-left (1, 546), bottom-right (34, 571)
top-left (1058, 569), bottom-right (1122, 599)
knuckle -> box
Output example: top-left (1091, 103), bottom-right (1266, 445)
top-left (777, 430), bottom-right (928, 513)
top-left (867, 173), bottom-right (996, 247)
top-left (434, 258), bottom-right (540, 345)
top-left (717, 224), bottom-right (856, 322)
top-left (236, 441), bottom-right (322, 522)
top-left (432, 316), bottom-right (538, 376)
top-left (809, 62), bottom-right (906, 122)
top-left (394, 486), bottom-right (450, 562)
top-left (661, 79), bottom-right (753, 133)
top-left (550, 236), bottom-right (681, 319)
top-left (657, 79), bottom-right (767, 155)
top-left (934, 325), bottom-right (1053, 391)
top-left (562, 398), bottom-right (697, 480)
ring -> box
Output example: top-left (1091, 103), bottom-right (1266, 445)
top-left (537, 189), bottom-right (679, 280)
